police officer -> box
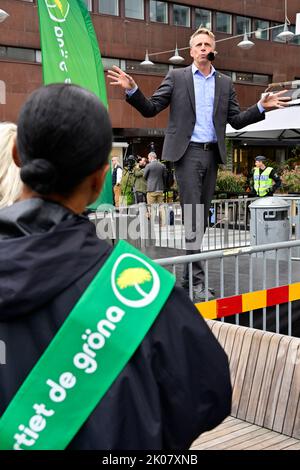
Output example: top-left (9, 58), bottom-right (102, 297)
top-left (252, 155), bottom-right (281, 197)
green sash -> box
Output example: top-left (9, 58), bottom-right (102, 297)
top-left (0, 241), bottom-right (175, 450)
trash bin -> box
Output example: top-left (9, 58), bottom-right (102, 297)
top-left (249, 197), bottom-right (290, 260)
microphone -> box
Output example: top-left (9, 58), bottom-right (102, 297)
top-left (207, 52), bottom-right (217, 61)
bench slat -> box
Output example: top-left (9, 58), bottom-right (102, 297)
top-left (209, 319), bottom-right (224, 339)
top-left (227, 428), bottom-right (279, 450)
top-left (282, 441), bottom-right (300, 450)
top-left (264, 437), bottom-right (300, 450)
top-left (231, 328), bottom-right (256, 416)
top-left (255, 334), bottom-right (284, 427)
top-left (214, 322), bottom-right (229, 350)
top-left (246, 332), bottom-right (275, 424)
top-left (191, 420), bottom-right (252, 446)
top-left (237, 330), bottom-right (264, 420)
top-left (190, 417), bottom-right (236, 447)
top-left (191, 417), bottom-right (300, 450)
top-left (273, 340), bottom-right (300, 434)
top-left (245, 433), bottom-right (294, 450)
top-left (224, 323), bottom-right (241, 363)
top-left (226, 324), bottom-right (247, 393)
top-left (192, 423), bottom-right (256, 450)
top-left (263, 335), bottom-right (293, 431)
top-left (283, 344), bottom-right (300, 439)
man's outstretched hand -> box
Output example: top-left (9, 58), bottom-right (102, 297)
top-left (259, 90), bottom-right (292, 111)
top-left (107, 65), bottom-right (137, 91)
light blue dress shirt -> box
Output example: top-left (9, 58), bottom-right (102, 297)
top-left (191, 63), bottom-right (217, 143)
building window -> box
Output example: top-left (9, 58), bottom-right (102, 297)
top-left (195, 8), bottom-right (211, 30)
top-left (271, 22), bottom-right (300, 44)
top-left (126, 60), bottom-right (169, 75)
top-left (234, 72), bottom-right (270, 85)
top-left (150, 1), bottom-right (168, 24)
top-left (219, 70), bottom-right (233, 79)
top-left (98, 0), bottom-right (119, 15)
top-left (235, 72), bottom-right (254, 83)
top-left (252, 74), bottom-right (270, 86)
top-left (125, 0), bottom-right (144, 20)
top-left (173, 4), bottom-right (190, 27)
top-left (272, 22), bottom-right (285, 42)
top-left (236, 16), bottom-right (251, 35)
top-left (216, 12), bottom-right (232, 34)
top-left (35, 50), bottom-right (42, 63)
top-left (253, 19), bottom-right (270, 40)
top-left (83, 0), bottom-right (92, 11)
top-left (290, 25), bottom-right (300, 45)
top-left (0, 46), bottom-right (44, 64)
top-left (102, 58), bottom-right (121, 70)
top-left (0, 46), bottom-right (35, 62)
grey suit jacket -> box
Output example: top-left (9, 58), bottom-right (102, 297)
top-left (127, 65), bottom-right (265, 164)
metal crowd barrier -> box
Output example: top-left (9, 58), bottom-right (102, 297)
top-left (90, 196), bottom-right (300, 252)
top-left (144, 198), bottom-right (256, 250)
top-left (155, 239), bottom-right (300, 336)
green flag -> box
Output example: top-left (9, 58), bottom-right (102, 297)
top-left (37, 0), bottom-right (113, 206)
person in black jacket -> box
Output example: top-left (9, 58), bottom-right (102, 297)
top-left (0, 83), bottom-right (231, 450)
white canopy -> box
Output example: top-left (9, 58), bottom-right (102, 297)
top-left (226, 104), bottom-right (300, 142)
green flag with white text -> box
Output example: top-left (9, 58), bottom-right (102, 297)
top-left (37, 0), bottom-right (113, 207)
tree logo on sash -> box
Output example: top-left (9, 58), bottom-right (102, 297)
top-left (45, 0), bottom-right (70, 23)
top-left (111, 254), bottom-right (160, 308)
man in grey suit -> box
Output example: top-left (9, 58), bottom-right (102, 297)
top-left (108, 28), bottom-right (290, 301)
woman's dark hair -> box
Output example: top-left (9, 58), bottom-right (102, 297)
top-left (17, 84), bottom-right (112, 195)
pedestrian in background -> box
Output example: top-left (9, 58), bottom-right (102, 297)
top-left (133, 156), bottom-right (148, 203)
top-left (111, 156), bottom-right (122, 207)
top-left (0, 122), bottom-right (22, 209)
top-left (144, 152), bottom-right (166, 205)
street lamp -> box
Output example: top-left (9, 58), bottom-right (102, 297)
top-left (0, 9), bottom-right (9, 23)
top-left (140, 50), bottom-right (154, 66)
top-left (140, 23), bottom-right (154, 67)
top-left (169, 45), bottom-right (185, 64)
top-left (169, 23), bottom-right (184, 64)
top-left (276, 0), bottom-right (295, 42)
top-left (237, 0), bottom-right (254, 49)
top-left (237, 31), bottom-right (255, 50)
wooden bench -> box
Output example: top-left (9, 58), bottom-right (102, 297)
top-left (191, 320), bottom-right (300, 450)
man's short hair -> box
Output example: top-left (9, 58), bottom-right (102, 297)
top-left (148, 152), bottom-right (157, 159)
top-left (189, 27), bottom-right (215, 47)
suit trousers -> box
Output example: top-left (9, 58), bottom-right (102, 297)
top-left (174, 143), bottom-right (218, 285)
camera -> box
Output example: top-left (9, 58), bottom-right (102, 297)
top-left (123, 154), bottom-right (138, 171)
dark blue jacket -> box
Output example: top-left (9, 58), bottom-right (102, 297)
top-left (0, 199), bottom-right (231, 450)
